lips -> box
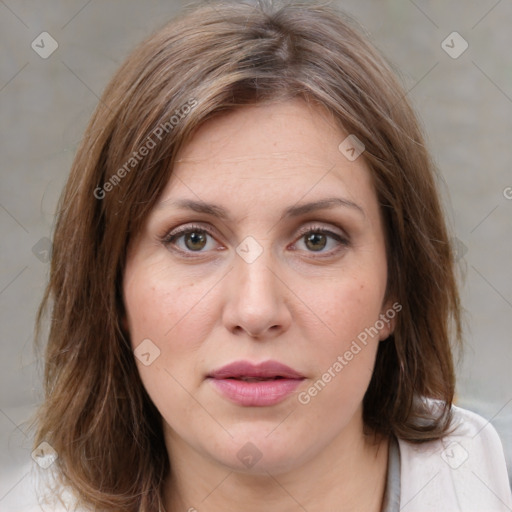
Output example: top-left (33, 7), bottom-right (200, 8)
top-left (208, 360), bottom-right (304, 380)
top-left (207, 360), bottom-right (305, 407)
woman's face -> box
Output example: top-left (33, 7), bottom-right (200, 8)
top-left (123, 99), bottom-right (395, 475)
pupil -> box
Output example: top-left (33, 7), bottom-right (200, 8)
top-left (305, 233), bottom-right (326, 251)
top-left (185, 232), bottom-right (206, 251)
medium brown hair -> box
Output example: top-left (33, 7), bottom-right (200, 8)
top-left (34, 1), bottom-right (462, 510)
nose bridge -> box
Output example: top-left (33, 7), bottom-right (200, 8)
top-left (234, 234), bottom-right (276, 294)
top-left (237, 251), bottom-right (275, 302)
top-left (223, 241), bottom-right (290, 337)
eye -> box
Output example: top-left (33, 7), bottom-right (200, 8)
top-left (293, 226), bottom-right (349, 254)
top-left (160, 223), bottom-right (349, 258)
top-left (161, 224), bottom-right (219, 254)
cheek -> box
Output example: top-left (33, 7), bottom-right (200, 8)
top-left (123, 261), bottom-right (217, 414)
top-left (124, 259), bottom-right (218, 348)
top-left (123, 257), bottom-right (232, 410)
top-left (302, 272), bottom-right (385, 346)
top-left (295, 277), bottom-right (383, 418)
top-left (293, 262), bottom-right (386, 398)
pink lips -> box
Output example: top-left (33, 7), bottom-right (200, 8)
top-left (207, 360), bottom-right (305, 407)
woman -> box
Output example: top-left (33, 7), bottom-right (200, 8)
top-left (33, 1), bottom-right (512, 511)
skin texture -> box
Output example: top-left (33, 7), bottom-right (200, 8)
top-left (123, 99), bottom-right (396, 512)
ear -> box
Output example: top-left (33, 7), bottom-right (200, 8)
top-left (120, 314), bottom-right (129, 333)
top-left (118, 305), bottom-right (130, 338)
top-left (378, 299), bottom-right (401, 341)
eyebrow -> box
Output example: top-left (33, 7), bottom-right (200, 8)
top-left (157, 197), bottom-right (365, 220)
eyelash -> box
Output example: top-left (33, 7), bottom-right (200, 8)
top-left (160, 223), bottom-right (350, 258)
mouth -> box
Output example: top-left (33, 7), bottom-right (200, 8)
top-left (207, 360), bottom-right (305, 407)
top-left (226, 376), bottom-right (289, 382)
top-left (207, 360), bottom-right (304, 380)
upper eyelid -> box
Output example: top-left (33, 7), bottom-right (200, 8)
top-left (163, 222), bottom-right (215, 238)
top-left (164, 221), bottom-right (345, 237)
top-left (295, 223), bottom-right (347, 238)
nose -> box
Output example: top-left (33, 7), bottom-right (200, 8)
top-left (222, 249), bottom-right (292, 339)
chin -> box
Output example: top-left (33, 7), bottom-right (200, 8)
top-left (210, 428), bottom-right (313, 476)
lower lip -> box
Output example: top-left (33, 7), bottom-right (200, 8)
top-left (208, 378), bottom-right (304, 406)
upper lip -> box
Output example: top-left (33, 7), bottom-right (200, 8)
top-left (208, 360), bottom-right (304, 379)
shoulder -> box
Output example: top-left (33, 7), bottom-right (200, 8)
top-left (1, 464), bottom-right (86, 512)
top-left (397, 401), bottom-right (512, 512)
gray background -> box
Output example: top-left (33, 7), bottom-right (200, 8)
top-left (1, 0), bottom-right (511, 506)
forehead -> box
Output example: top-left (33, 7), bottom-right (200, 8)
top-left (158, 99), bottom-right (377, 216)
top-left (176, 99), bottom-right (352, 171)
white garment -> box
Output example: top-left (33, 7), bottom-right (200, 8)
top-left (398, 404), bottom-right (512, 511)
top-left (3, 405), bottom-right (511, 511)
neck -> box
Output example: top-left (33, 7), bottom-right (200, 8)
top-left (163, 420), bottom-right (390, 512)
